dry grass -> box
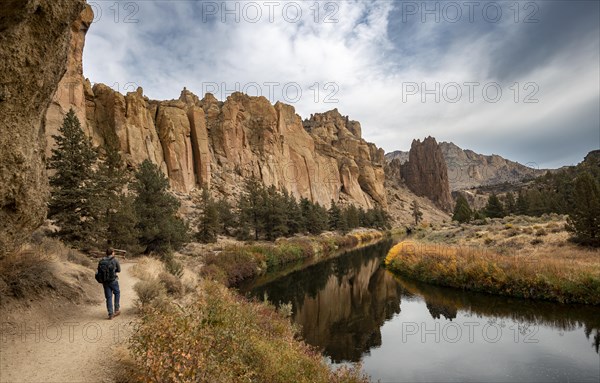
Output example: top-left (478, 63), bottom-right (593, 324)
top-left (129, 280), bottom-right (369, 383)
top-left (385, 240), bottom-right (600, 304)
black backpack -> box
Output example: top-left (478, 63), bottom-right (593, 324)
top-left (95, 258), bottom-right (116, 283)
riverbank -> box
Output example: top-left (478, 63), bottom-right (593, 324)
top-left (385, 215), bottom-right (600, 305)
top-left (184, 229), bottom-right (386, 287)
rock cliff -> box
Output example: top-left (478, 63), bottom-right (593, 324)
top-left (386, 142), bottom-right (546, 191)
top-left (0, 0), bottom-right (87, 256)
top-left (40, 5), bottom-right (387, 209)
top-left (400, 137), bottom-right (453, 211)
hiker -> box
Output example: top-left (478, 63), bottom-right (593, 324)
top-left (95, 248), bottom-right (121, 319)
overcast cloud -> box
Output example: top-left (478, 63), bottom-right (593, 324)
top-left (83, 0), bottom-right (600, 169)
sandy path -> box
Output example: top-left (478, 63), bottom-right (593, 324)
top-left (1, 263), bottom-right (139, 383)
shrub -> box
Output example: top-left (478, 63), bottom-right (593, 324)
top-left (133, 279), bottom-right (166, 306)
top-left (158, 271), bottom-right (183, 297)
top-left (530, 238), bottom-right (543, 245)
top-left (535, 228), bottom-right (547, 237)
top-left (130, 280), bottom-right (369, 383)
top-left (67, 249), bottom-right (93, 268)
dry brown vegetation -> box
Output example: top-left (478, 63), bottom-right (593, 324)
top-left (386, 214), bottom-right (600, 304)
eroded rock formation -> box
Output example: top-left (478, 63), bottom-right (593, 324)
top-left (401, 137), bottom-right (453, 211)
top-left (0, 0), bottom-right (87, 256)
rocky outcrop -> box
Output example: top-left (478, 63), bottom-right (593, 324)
top-left (48, 80), bottom-right (387, 207)
top-left (386, 142), bottom-right (546, 191)
top-left (400, 137), bottom-right (452, 211)
top-left (0, 0), bottom-right (87, 256)
top-left (439, 142), bottom-right (546, 191)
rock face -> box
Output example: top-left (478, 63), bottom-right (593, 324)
top-left (386, 142), bottom-right (546, 191)
top-left (48, 79), bottom-right (387, 207)
top-left (439, 142), bottom-right (546, 191)
top-left (0, 0), bottom-right (87, 256)
top-left (400, 137), bottom-right (453, 211)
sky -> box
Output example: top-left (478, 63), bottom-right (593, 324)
top-left (83, 0), bottom-right (600, 169)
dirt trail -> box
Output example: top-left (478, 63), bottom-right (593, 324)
top-left (1, 262), bottom-right (139, 383)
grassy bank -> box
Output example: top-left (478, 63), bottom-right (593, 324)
top-left (199, 229), bottom-right (386, 286)
top-left (128, 280), bottom-right (369, 383)
top-left (385, 240), bottom-right (600, 305)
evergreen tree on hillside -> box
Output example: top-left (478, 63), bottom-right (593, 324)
top-left (567, 172), bottom-right (600, 246)
top-left (516, 190), bottom-right (529, 215)
top-left (485, 194), bottom-right (505, 218)
top-left (503, 192), bottom-right (516, 215)
top-left (133, 160), bottom-right (188, 253)
top-left (48, 109), bottom-right (100, 248)
top-left (216, 198), bottom-right (235, 236)
top-left (96, 133), bottom-right (140, 252)
top-left (452, 194), bottom-right (472, 223)
top-left (328, 200), bottom-right (341, 231)
top-left (344, 205), bottom-right (361, 229)
top-left (263, 185), bottom-right (289, 240)
top-left (411, 200), bottom-right (423, 225)
top-left (238, 178), bottom-right (267, 240)
top-left (283, 191), bottom-right (302, 235)
top-left (196, 186), bottom-right (219, 243)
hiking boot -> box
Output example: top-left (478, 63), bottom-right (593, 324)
top-left (113, 310), bottom-right (121, 317)
top-left (108, 313), bottom-right (113, 320)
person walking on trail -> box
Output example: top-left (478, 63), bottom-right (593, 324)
top-left (95, 248), bottom-right (121, 320)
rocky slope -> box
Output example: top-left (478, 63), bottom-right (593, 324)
top-left (398, 137), bottom-right (453, 212)
top-left (386, 142), bottom-right (546, 191)
top-left (0, 0), bottom-right (87, 256)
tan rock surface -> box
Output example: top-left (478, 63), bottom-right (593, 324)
top-left (0, 0), bottom-right (87, 256)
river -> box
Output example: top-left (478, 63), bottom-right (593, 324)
top-left (241, 239), bottom-right (600, 382)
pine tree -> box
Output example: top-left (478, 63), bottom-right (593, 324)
top-left (133, 160), bottom-right (188, 254)
top-left (48, 109), bottom-right (100, 248)
top-left (344, 205), bottom-right (360, 229)
top-left (328, 200), bottom-right (341, 231)
top-left (411, 200), bottom-right (423, 226)
top-left (196, 186), bottom-right (219, 243)
top-left (516, 190), bottom-right (529, 215)
top-left (106, 194), bottom-right (141, 253)
top-left (452, 194), bottom-right (472, 223)
top-left (96, 132), bottom-right (139, 251)
top-left (504, 192), bottom-right (516, 215)
top-left (239, 177), bottom-right (266, 240)
top-left (263, 185), bottom-right (288, 240)
top-left (485, 194), bottom-right (505, 218)
top-left (283, 191), bottom-right (302, 235)
top-left (567, 172), bottom-right (600, 246)
top-left (216, 198), bottom-right (235, 236)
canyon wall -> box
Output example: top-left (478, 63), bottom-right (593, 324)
top-left (43, 11), bottom-right (387, 209)
top-left (0, 0), bottom-right (87, 256)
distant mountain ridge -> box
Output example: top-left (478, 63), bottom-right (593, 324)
top-left (385, 142), bottom-right (547, 191)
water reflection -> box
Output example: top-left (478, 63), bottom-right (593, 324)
top-left (248, 240), bottom-right (402, 362)
top-left (244, 240), bottom-right (600, 381)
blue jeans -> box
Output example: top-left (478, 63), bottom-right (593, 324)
top-left (103, 280), bottom-right (120, 315)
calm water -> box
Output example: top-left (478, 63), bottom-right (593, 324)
top-left (241, 240), bottom-right (600, 383)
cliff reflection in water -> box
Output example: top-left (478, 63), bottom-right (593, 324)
top-left (249, 240), bottom-right (402, 362)
top-left (247, 239), bottom-right (600, 366)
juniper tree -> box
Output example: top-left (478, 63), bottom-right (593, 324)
top-left (196, 186), bottom-right (219, 243)
top-left (328, 200), bottom-right (341, 231)
top-left (263, 185), bottom-right (288, 240)
top-left (484, 194), bottom-right (505, 219)
top-left (133, 160), bottom-right (188, 254)
top-left (96, 133), bottom-right (140, 252)
top-left (239, 177), bottom-right (266, 240)
top-left (452, 194), bottom-right (472, 223)
top-left (48, 109), bottom-right (100, 248)
top-left (516, 190), bottom-right (529, 215)
top-left (567, 172), bottom-right (600, 246)
top-left (216, 198), bottom-right (235, 236)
